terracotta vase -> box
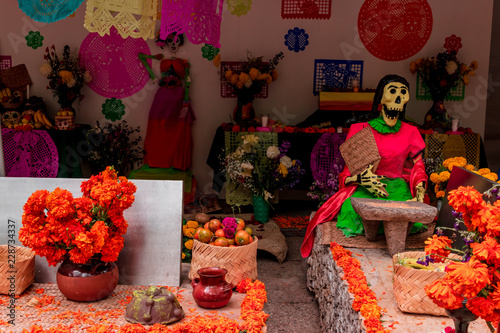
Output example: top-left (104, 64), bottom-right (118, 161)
top-left (56, 258), bottom-right (119, 302)
top-left (445, 300), bottom-right (478, 333)
top-left (191, 267), bottom-right (233, 309)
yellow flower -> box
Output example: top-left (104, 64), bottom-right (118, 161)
top-left (225, 70), bottom-right (233, 80)
top-left (430, 173), bottom-right (440, 184)
top-left (249, 68), bottom-right (260, 80)
top-left (182, 252), bottom-right (186, 259)
top-left (229, 73), bottom-right (239, 85)
top-left (470, 60), bottom-right (479, 70)
top-left (184, 239), bottom-right (193, 250)
top-left (278, 163), bottom-right (288, 177)
top-left (239, 72), bottom-right (250, 84)
top-left (59, 70), bottom-right (74, 84)
top-left (409, 61), bottom-right (418, 74)
top-left (484, 173), bottom-right (498, 182)
top-left (242, 134), bottom-right (259, 145)
top-left (463, 75), bottom-right (469, 85)
top-left (257, 73), bottom-right (272, 84)
top-left (186, 220), bottom-right (199, 228)
top-left (465, 164), bottom-right (475, 171)
top-left (183, 227), bottom-right (196, 238)
top-left (213, 54), bottom-right (221, 68)
top-left (439, 171), bottom-right (450, 183)
top-left (436, 190), bottom-right (445, 198)
top-left (478, 168), bottom-right (491, 176)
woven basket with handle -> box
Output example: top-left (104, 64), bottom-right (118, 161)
top-left (392, 251), bottom-right (461, 316)
top-left (189, 238), bottom-right (258, 286)
top-left (0, 245), bottom-right (35, 295)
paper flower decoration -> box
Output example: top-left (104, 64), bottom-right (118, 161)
top-left (227, 0), bottom-right (252, 16)
top-left (102, 98), bottom-right (125, 121)
top-left (444, 34), bottom-right (463, 53)
top-left (25, 31), bottom-right (44, 49)
top-left (201, 44), bottom-right (220, 61)
top-left (284, 27), bottom-right (309, 52)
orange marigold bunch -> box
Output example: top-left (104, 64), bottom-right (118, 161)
top-left (19, 166), bottom-right (137, 266)
top-left (424, 184), bottom-right (500, 326)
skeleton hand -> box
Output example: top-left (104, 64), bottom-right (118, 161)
top-left (345, 164), bottom-right (388, 198)
top-left (408, 182), bottom-right (426, 203)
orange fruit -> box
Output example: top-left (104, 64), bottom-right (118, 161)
top-left (244, 227), bottom-right (253, 236)
top-left (227, 238), bottom-right (236, 246)
top-left (198, 229), bottom-right (213, 243)
top-left (215, 229), bottom-right (225, 238)
top-left (235, 230), bottom-right (251, 246)
top-left (236, 218), bottom-right (245, 231)
top-left (194, 227), bottom-right (204, 240)
top-left (204, 222), bottom-right (210, 229)
top-left (214, 237), bottom-right (229, 247)
top-left (209, 219), bottom-right (222, 232)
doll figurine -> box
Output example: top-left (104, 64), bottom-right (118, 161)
top-left (301, 74), bottom-right (428, 257)
top-left (139, 33), bottom-right (194, 171)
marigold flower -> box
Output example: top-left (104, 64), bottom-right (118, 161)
top-left (465, 164), bottom-right (476, 171)
top-left (183, 227), bottom-right (196, 238)
top-left (478, 168), bottom-right (491, 175)
top-left (249, 67), bottom-right (260, 80)
top-left (436, 190), bottom-right (445, 199)
top-left (425, 278), bottom-right (464, 310)
top-left (185, 220), bottom-right (199, 229)
top-left (212, 53), bottom-right (221, 68)
top-left (430, 173), bottom-right (440, 184)
top-left (470, 60), bottom-right (479, 70)
top-left (448, 186), bottom-right (486, 215)
top-left (425, 234), bottom-right (452, 262)
top-left (446, 257), bottom-right (490, 299)
top-left (484, 172), bottom-right (498, 182)
top-left (184, 239), bottom-right (193, 250)
top-left (59, 70), bottom-right (74, 84)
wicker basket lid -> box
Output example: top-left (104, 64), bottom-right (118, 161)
top-left (339, 125), bottom-right (380, 176)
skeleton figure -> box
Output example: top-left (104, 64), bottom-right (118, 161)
top-left (300, 74), bottom-right (428, 257)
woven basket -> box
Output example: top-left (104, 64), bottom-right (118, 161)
top-left (189, 238), bottom-right (258, 286)
top-left (392, 251), bottom-right (460, 316)
top-left (339, 125), bottom-right (380, 176)
top-left (0, 246), bottom-right (35, 295)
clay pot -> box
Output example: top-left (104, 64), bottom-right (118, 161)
top-left (56, 258), bottom-right (119, 302)
top-left (191, 267), bottom-right (233, 309)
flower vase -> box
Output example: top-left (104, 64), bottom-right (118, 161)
top-left (423, 98), bottom-right (451, 131)
top-left (445, 301), bottom-right (478, 333)
top-left (252, 195), bottom-right (270, 223)
top-left (56, 257), bottom-right (119, 302)
top-left (233, 98), bottom-right (255, 124)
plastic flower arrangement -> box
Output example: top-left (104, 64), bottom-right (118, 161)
top-left (39, 44), bottom-right (91, 111)
top-left (224, 135), bottom-right (305, 202)
top-left (307, 162), bottom-right (344, 207)
top-left (86, 120), bottom-right (144, 177)
top-left (409, 35), bottom-right (478, 102)
top-left (429, 157), bottom-right (498, 199)
top-left (422, 185), bottom-right (500, 331)
top-left (19, 166), bottom-right (136, 266)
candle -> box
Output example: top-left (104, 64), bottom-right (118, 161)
top-left (261, 115), bottom-right (269, 127)
top-left (337, 126), bottom-right (343, 134)
top-left (451, 118), bottom-right (460, 132)
top-left (26, 84), bottom-right (29, 99)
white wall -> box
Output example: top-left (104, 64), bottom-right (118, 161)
top-left (0, 0), bottom-right (494, 195)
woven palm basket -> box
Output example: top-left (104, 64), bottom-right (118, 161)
top-left (189, 238), bottom-right (258, 286)
top-left (339, 125), bottom-right (381, 176)
top-left (0, 245), bottom-right (35, 295)
top-left (392, 251), bottom-right (461, 317)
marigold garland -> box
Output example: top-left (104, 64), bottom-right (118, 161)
top-left (330, 242), bottom-right (390, 333)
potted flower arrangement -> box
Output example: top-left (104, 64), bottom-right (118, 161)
top-left (39, 44), bottom-right (91, 115)
top-left (224, 135), bottom-right (305, 222)
top-left (409, 35), bottom-right (478, 129)
top-left (421, 185), bottom-right (500, 332)
top-left (86, 120), bottom-right (144, 177)
top-left (307, 162), bottom-right (344, 207)
top-left (19, 166), bottom-right (137, 301)
top-left (214, 51), bottom-right (284, 124)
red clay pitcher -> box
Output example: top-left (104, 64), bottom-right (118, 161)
top-left (191, 267), bottom-right (233, 309)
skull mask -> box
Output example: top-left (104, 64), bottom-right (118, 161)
top-left (2, 110), bottom-right (21, 126)
top-left (166, 33), bottom-right (184, 55)
top-left (380, 82), bottom-right (409, 127)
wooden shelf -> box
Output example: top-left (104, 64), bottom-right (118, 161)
top-left (319, 91), bottom-right (375, 111)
